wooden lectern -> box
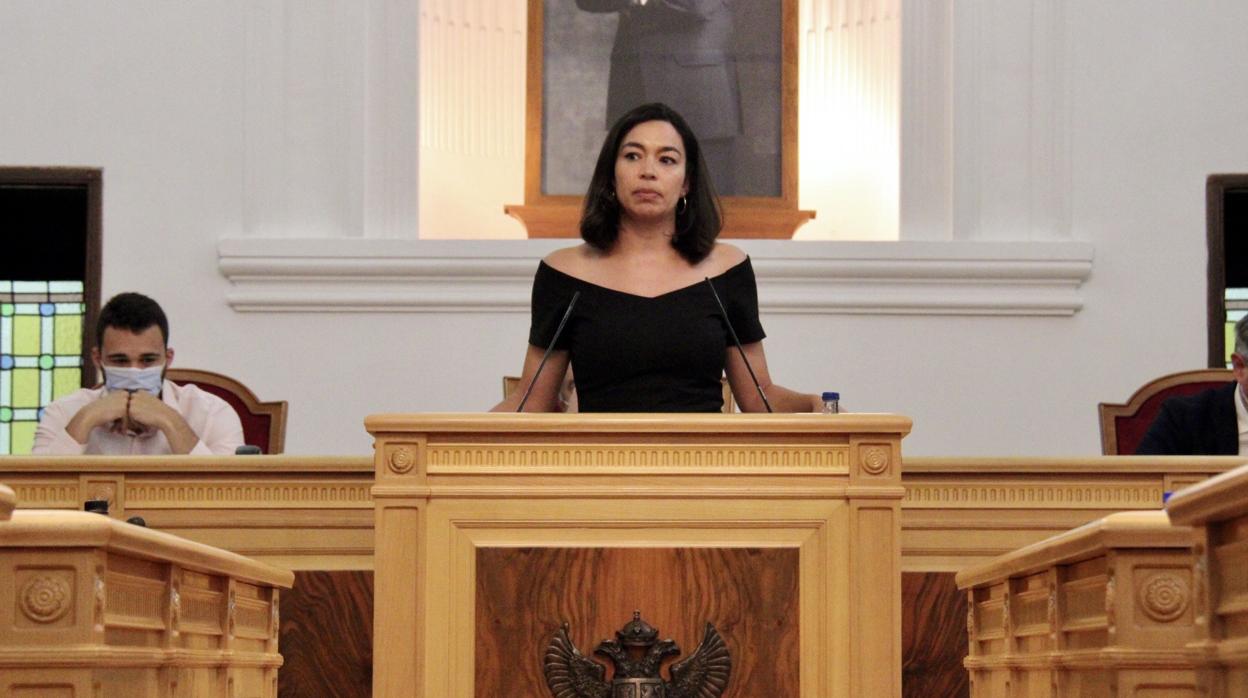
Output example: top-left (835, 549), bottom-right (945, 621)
top-left (366, 413), bottom-right (910, 698)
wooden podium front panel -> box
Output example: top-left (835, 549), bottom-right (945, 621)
top-left (368, 413), bottom-right (910, 698)
top-left (475, 547), bottom-right (799, 696)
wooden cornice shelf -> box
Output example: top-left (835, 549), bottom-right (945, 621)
top-left (505, 201), bottom-right (814, 239)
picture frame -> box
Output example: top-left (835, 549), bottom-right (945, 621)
top-left (506, 0), bottom-right (811, 239)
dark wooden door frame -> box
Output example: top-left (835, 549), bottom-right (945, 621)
top-left (0, 166), bottom-right (102, 387)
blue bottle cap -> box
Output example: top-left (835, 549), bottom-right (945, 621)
top-left (822, 391), bottom-right (840, 401)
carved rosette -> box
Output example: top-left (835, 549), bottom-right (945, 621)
top-left (860, 445), bottom-right (890, 476)
top-left (21, 575), bottom-right (72, 623)
top-left (89, 483), bottom-right (116, 510)
top-left (1138, 573), bottom-right (1189, 623)
top-left (388, 446), bottom-right (416, 474)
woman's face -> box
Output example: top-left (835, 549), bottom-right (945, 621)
top-left (613, 119), bottom-right (689, 224)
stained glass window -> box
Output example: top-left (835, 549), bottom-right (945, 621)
top-left (0, 280), bottom-right (85, 454)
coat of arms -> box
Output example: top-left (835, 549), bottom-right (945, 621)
top-left (542, 611), bottom-right (731, 698)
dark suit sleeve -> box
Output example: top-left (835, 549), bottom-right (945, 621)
top-left (1135, 400), bottom-right (1187, 455)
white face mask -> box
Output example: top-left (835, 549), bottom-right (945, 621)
top-left (103, 365), bottom-right (164, 395)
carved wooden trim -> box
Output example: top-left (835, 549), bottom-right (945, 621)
top-left (425, 443), bottom-right (849, 473)
top-left (1138, 572), bottom-right (1190, 623)
top-left (125, 482), bottom-right (373, 508)
top-left (859, 444), bottom-right (892, 476)
top-left (10, 483), bottom-right (79, 508)
top-left (20, 573), bottom-right (73, 624)
top-left (903, 483), bottom-right (1161, 508)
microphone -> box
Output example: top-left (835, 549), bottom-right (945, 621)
top-left (517, 291), bottom-right (580, 412)
top-left (235, 445), bottom-right (262, 455)
top-left (704, 277), bottom-right (773, 413)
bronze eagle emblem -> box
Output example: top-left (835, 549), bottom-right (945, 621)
top-left (543, 611), bottom-right (731, 698)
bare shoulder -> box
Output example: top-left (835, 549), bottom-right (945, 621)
top-left (705, 243), bottom-right (748, 274)
top-left (542, 244), bottom-right (598, 276)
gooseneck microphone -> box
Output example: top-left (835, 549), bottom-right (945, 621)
top-left (705, 277), bottom-right (773, 413)
top-left (517, 291), bottom-right (580, 412)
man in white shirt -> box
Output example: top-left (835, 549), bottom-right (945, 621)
top-left (32, 293), bottom-right (244, 455)
top-left (1137, 315), bottom-right (1248, 456)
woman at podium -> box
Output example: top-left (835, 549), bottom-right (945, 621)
top-left (493, 103), bottom-right (822, 414)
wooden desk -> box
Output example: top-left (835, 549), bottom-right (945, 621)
top-left (901, 455), bottom-right (1242, 696)
top-left (1167, 461), bottom-right (1248, 695)
top-left (956, 510), bottom-right (1196, 696)
top-left (4, 454), bottom-right (1242, 697)
top-left (0, 455), bottom-right (373, 698)
top-left (0, 484), bottom-right (293, 697)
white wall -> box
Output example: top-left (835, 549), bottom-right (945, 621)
top-left (3, 1), bottom-right (1246, 456)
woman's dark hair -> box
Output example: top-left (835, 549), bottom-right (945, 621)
top-left (579, 102), bottom-right (722, 264)
top-left (96, 292), bottom-right (169, 347)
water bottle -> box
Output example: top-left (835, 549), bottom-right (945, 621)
top-left (821, 391), bottom-right (840, 414)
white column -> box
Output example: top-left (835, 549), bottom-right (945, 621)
top-left (949, 0), bottom-right (1070, 241)
top-left (242, 1), bottom-right (419, 240)
top-left (798, 0), bottom-right (902, 241)
top-left (900, 0), bottom-right (952, 241)
top-left (417, 0), bottom-right (527, 239)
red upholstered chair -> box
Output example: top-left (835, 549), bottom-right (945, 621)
top-left (166, 368), bottom-right (288, 454)
top-left (1098, 369), bottom-right (1234, 455)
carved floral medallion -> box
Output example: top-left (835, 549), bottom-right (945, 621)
top-left (21, 575), bottom-right (72, 623)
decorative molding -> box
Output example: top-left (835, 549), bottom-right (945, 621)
top-left (1105, 566), bottom-right (1117, 640)
top-left (20, 574), bottom-right (72, 624)
top-left (388, 447), bottom-right (416, 474)
top-left (180, 589), bottom-right (223, 635)
top-left (218, 238), bottom-right (1093, 315)
top-left (860, 445), bottom-right (891, 476)
top-left (106, 574), bottom-right (166, 630)
top-left (426, 443), bottom-right (849, 473)
top-left (1138, 573), bottom-right (1189, 623)
top-left (11, 483), bottom-right (79, 508)
top-left (903, 483), bottom-right (1160, 508)
top-left (93, 564), bottom-right (106, 633)
top-left (125, 482), bottom-right (373, 508)
top-left (234, 596), bottom-right (273, 641)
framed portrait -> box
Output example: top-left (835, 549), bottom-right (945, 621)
top-left (506, 0), bottom-right (811, 238)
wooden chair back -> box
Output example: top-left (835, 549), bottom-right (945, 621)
top-left (166, 368), bottom-right (288, 454)
top-left (1098, 368), bottom-right (1233, 455)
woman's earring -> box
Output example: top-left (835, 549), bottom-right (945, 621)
top-left (677, 196), bottom-right (688, 215)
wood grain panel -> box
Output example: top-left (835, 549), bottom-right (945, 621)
top-left (902, 572), bottom-right (968, 698)
top-left (476, 548), bottom-right (799, 697)
top-left (279, 571), bottom-right (374, 698)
